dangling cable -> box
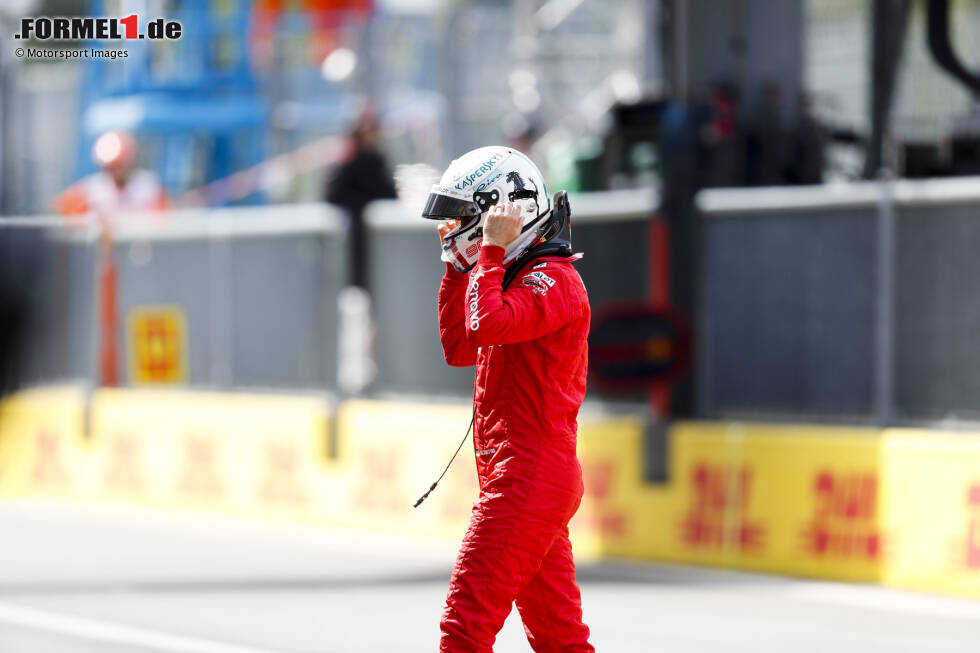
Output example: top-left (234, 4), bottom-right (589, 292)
top-left (413, 409), bottom-right (476, 508)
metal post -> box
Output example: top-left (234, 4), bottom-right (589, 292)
top-left (87, 219), bottom-right (103, 389)
top-left (321, 229), bottom-right (330, 393)
top-left (440, 9), bottom-right (461, 157)
top-left (648, 216), bottom-right (671, 416)
top-left (97, 218), bottom-right (119, 387)
top-left (673, 0), bottom-right (687, 103)
top-left (874, 173), bottom-right (896, 425)
top-left (208, 219), bottom-right (233, 388)
top-left (645, 215), bottom-right (671, 483)
top-left (864, 0), bottom-right (912, 178)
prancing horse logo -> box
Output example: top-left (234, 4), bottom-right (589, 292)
top-left (506, 171), bottom-right (537, 202)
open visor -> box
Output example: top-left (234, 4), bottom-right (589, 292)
top-left (421, 189), bottom-right (482, 220)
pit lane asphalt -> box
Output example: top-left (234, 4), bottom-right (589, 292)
top-left (0, 499), bottom-right (977, 652)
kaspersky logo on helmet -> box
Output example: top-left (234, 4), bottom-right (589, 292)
top-left (454, 153), bottom-right (506, 192)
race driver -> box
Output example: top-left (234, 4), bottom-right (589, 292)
top-left (422, 146), bottom-right (594, 652)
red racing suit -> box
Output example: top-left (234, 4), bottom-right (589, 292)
top-left (437, 244), bottom-right (594, 652)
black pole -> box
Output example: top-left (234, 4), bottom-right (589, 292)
top-left (863, 0), bottom-right (912, 179)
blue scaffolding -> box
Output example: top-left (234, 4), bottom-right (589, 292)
top-left (78, 1), bottom-right (266, 204)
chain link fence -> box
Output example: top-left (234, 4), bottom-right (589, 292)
top-left (0, 189), bottom-right (656, 399)
top-left (698, 175), bottom-right (980, 425)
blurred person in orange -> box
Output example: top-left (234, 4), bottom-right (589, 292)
top-left (52, 130), bottom-right (168, 387)
top-left (53, 130), bottom-right (170, 217)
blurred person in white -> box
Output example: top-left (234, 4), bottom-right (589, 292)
top-left (424, 146), bottom-right (594, 652)
top-left (53, 130), bottom-right (170, 217)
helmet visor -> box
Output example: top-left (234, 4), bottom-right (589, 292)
top-left (421, 190), bottom-right (482, 220)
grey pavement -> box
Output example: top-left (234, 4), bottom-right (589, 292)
top-left (0, 499), bottom-right (978, 652)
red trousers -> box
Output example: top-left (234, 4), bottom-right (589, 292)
top-left (439, 435), bottom-right (594, 652)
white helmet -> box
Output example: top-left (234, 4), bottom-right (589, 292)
top-left (422, 146), bottom-right (551, 272)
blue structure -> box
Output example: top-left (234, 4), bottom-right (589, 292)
top-left (78, 1), bottom-right (267, 204)
top-left (75, 1), bottom-right (444, 204)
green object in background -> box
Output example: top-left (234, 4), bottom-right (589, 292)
top-left (573, 137), bottom-right (603, 192)
top-left (546, 137), bottom-right (604, 193)
top-left (546, 142), bottom-right (579, 193)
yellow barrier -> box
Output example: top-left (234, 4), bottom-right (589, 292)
top-left (659, 422), bottom-right (883, 581)
top-left (0, 386), bottom-right (87, 496)
top-left (881, 430), bottom-right (980, 597)
top-left (87, 389), bottom-right (331, 520)
top-left (0, 387), bottom-right (978, 599)
top-left (571, 414), bottom-right (662, 559)
top-left (329, 399), bottom-right (477, 540)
